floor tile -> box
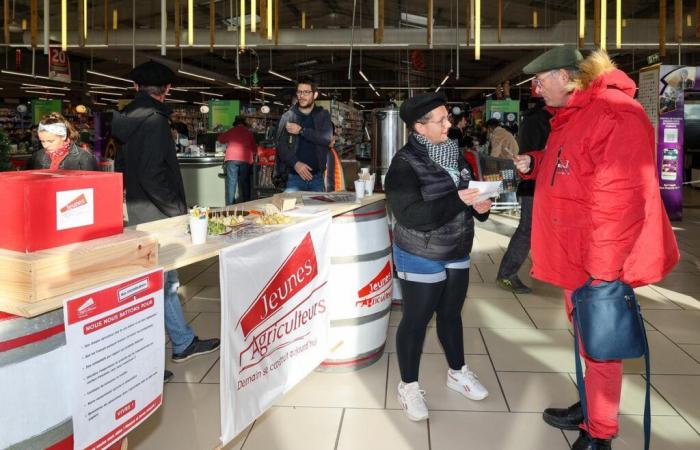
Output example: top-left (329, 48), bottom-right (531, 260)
top-left (386, 353), bottom-right (508, 412)
top-left (515, 291), bottom-right (565, 309)
top-left (498, 372), bottom-right (578, 413)
top-left (461, 297), bottom-right (536, 329)
top-left (201, 357), bottom-right (220, 384)
top-left (648, 286), bottom-right (700, 310)
top-left (275, 353), bottom-right (388, 409)
top-left (336, 409), bottom-right (428, 450)
top-left (680, 344), bottom-right (700, 364)
top-left (622, 331), bottom-right (700, 375)
top-left (165, 350), bottom-right (220, 383)
top-left (184, 286), bottom-right (222, 313)
top-left (482, 328), bottom-right (574, 373)
top-left (643, 310), bottom-right (700, 344)
top-left (242, 406), bottom-right (342, 450)
top-left (189, 312), bottom-right (222, 339)
top-left (128, 383), bottom-right (224, 450)
top-left (563, 415), bottom-right (700, 450)
top-left (467, 283), bottom-right (519, 300)
top-left (526, 308), bottom-right (572, 330)
top-left (385, 326), bottom-right (487, 355)
top-left (634, 286), bottom-right (682, 310)
top-left (473, 263), bottom-right (499, 284)
top-left (188, 270), bottom-right (221, 287)
top-left (651, 375), bottom-right (700, 434)
top-left (430, 411), bottom-right (570, 450)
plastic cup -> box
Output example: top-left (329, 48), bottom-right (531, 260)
top-left (360, 167), bottom-right (370, 176)
top-left (189, 216), bottom-right (208, 245)
top-left (354, 180), bottom-right (366, 201)
top-left (381, 174), bottom-right (387, 188)
top-left (366, 175), bottom-right (376, 196)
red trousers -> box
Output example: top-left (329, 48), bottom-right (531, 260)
top-left (564, 289), bottom-right (623, 439)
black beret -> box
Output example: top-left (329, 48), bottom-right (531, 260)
top-left (128, 61), bottom-right (176, 86)
top-left (400, 92), bottom-right (448, 126)
top-left (523, 46), bottom-right (583, 75)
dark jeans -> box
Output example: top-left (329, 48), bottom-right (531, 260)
top-left (225, 161), bottom-right (251, 205)
top-left (396, 268), bottom-right (469, 383)
top-left (497, 195), bottom-right (533, 280)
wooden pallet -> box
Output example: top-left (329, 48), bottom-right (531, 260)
top-left (0, 230), bottom-right (158, 317)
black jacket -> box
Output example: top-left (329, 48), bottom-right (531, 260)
top-left (111, 91), bottom-right (187, 225)
top-left (275, 104), bottom-right (333, 175)
top-left (385, 134), bottom-right (488, 261)
top-left (29, 143), bottom-right (98, 170)
top-left (516, 101), bottom-right (551, 197)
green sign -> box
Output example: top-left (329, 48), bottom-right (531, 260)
top-left (31, 99), bottom-right (62, 125)
top-left (208, 100), bottom-right (240, 131)
top-left (485, 99), bottom-right (520, 127)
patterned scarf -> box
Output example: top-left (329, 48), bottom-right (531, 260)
top-left (47, 140), bottom-right (71, 170)
top-left (414, 133), bottom-right (461, 186)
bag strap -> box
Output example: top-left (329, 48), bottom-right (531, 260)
top-left (573, 302), bottom-right (651, 450)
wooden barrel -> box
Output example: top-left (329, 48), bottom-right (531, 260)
top-left (318, 202), bottom-right (393, 372)
top-left (0, 311), bottom-right (129, 450)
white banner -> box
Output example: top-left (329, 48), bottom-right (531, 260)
top-left (219, 215), bottom-right (332, 444)
top-left (63, 269), bottom-right (165, 450)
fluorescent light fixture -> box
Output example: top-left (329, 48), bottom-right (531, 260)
top-left (579, 0), bottom-right (585, 39)
top-left (193, 101), bottom-right (207, 105)
top-left (267, 0), bottom-right (272, 40)
top-left (400, 12), bottom-right (431, 27)
top-left (87, 82), bottom-right (128, 90)
top-left (374, 90), bottom-right (381, 97)
top-left (439, 72), bottom-right (451, 86)
top-left (188, 0), bottom-right (194, 46)
top-left (227, 82), bottom-right (251, 91)
top-left (25, 90), bottom-right (66, 96)
top-left (358, 70), bottom-right (369, 82)
top-left (93, 101), bottom-right (107, 105)
top-left (87, 70), bottom-right (132, 83)
top-left (532, 10), bottom-right (538, 28)
top-left (2, 70), bottom-right (50, 79)
top-left (475, 0), bottom-right (481, 60)
top-left (515, 76), bottom-right (535, 86)
top-left (101, 98), bottom-right (121, 103)
top-left (165, 98), bottom-right (187, 103)
top-left (177, 69), bottom-right (216, 82)
top-left (83, 0), bottom-right (88, 40)
top-left (273, 101), bottom-right (285, 106)
top-left (178, 86), bottom-right (210, 89)
top-left (320, 92), bottom-right (328, 97)
top-left (61, 0), bottom-right (67, 50)
top-left (268, 70), bottom-right (293, 82)
top-left (600, 0), bottom-right (606, 50)
top-left (260, 91), bottom-right (277, 97)
top-left (251, 0), bottom-right (256, 32)
top-left (198, 91), bottom-right (223, 97)
top-left (88, 90), bottom-right (123, 96)
top-left (294, 59), bottom-right (317, 67)
top-left (616, 0), bottom-right (621, 49)
top-left (22, 83), bottom-right (70, 90)
top-left (368, 82), bottom-right (376, 91)
top-left (113, 8), bottom-right (118, 30)
top-left (240, 0), bottom-right (246, 49)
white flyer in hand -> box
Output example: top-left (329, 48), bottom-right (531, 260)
top-left (468, 180), bottom-right (502, 203)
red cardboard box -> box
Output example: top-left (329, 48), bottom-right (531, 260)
top-left (0, 170), bottom-right (123, 252)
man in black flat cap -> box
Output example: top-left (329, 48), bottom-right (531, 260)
top-left (112, 61), bottom-right (220, 373)
top-left (384, 92), bottom-right (492, 422)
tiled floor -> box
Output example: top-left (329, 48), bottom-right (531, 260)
top-left (128, 188), bottom-right (700, 450)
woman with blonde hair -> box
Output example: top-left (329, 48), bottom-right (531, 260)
top-left (30, 112), bottom-right (97, 170)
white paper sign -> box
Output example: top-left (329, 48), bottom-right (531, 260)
top-left (468, 180), bottom-right (502, 202)
top-left (63, 269), bottom-right (165, 450)
top-left (219, 215), bottom-right (332, 444)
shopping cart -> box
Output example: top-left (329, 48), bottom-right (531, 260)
top-left (463, 149), bottom-right (520, 213)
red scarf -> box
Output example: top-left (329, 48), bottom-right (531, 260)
top-left (47, 141), bottom-right (71, 170)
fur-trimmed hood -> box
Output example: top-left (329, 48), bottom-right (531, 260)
top-left (569, 50), bottom-right (637, 100)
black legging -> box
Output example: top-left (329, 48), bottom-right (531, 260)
top-left (396, 268), bottom-right (469, 383)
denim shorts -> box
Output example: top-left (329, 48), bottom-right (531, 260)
top-left (393, 244), bottom-right (470, 283)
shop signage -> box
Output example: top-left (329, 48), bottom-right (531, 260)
top-left (31, 98), bottom-right (62, 125)
top-left (63, 269), bottom-right (165, 450)
top-left (219, 215), bottom-right (331, 444)
top-left (48, 47), bottom-right (71, 83)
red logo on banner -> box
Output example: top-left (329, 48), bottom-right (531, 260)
top-left (60, 193), bottom-right (88, 213)
top-left (237, 233), bottom-right (318, 338)
top-left (355, 261), bottom-right (393, 309)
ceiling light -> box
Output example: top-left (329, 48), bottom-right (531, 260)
top-left (1, 69), bottom-right (49, 79)
top-left (101, 98), bottom-right (120, 103)
top-left (294, 59), bottom-right (317, 67)
top-left (260, 91), bottom-right (276, 97)
top-left (22, 83), bottom-right (70, 90)
top-left (169, 87), bottom-right (189, 92)
top-left (93, 101), bottom-right (107, 106)
top-left (198, 91), bottom-right (223, 97)
top-left (227, 82), bottom-right (251, 91)
top-left (24, 90), bottom-right (66, 96)
top-left (178, 86), bottom-right (210, 89)
top-left (178, 69), bottom-right (216, 82)
top-left (87, 70), bottom-right (132, 83)
top-left (88, 90), bottom-right (122, 96)
top-left (515, 76), bottom-right (535, 86)
top-left (165, 98), bottom-right (187, 103)
top-left (87, 82), bottom-right (128, 90)
top-left (358, 70), bottom-right (369, 82)
top-left (268, 70), bottom-right (293, 82)
top-left (273, 101), bottom-right (285, 106)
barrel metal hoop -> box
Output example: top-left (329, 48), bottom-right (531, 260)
top-left (0, 332), bottom-right (66, 368)
top-left (330, 246), bottom-right (391, 265)
top-left (329, 306), bottom-right (390, 327)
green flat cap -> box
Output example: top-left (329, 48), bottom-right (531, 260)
top-left (523, 46), bottom-right (583, 74)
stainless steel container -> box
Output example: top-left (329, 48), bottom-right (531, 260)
top-left (371, 108), bottom-right (408, 175)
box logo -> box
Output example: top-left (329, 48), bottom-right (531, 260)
top-left (356, 261), bottom-right (393, 309)
top-left (56, 188), bottom-right (94, 231)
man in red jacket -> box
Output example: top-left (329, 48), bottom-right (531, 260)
top-left (514, 47), bottom-right (679, 450)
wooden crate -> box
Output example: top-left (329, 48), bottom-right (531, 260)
top-left (0, 230), bottom-right (158, 317)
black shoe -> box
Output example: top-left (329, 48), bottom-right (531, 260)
top-left (542, 401), bottom-right (583, 430)
top-left (496, 276), bottom-right (532, 294)
top-left (172, 336), bottom-right (221, 363)
top-left (572, 430), bottom-right (612, 450)
top-left (164, 370), bottom-right (174, 383)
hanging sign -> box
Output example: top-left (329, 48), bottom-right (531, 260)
top-left (48, 47), bottom-right (71, 82)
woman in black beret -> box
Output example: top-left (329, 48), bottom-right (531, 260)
top-left (384, 92), bottom-right (492, 421)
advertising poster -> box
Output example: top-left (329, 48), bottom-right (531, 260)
top-left (638, 65), bottom-right (660, 147)
top-left (657, 65), bottom-right (690, 220)
top-left (31, 99), bottom-right (62, 125)
top-left (219, 215), bottom-right (331, 444)
top-left (208, 99), bottom-right (240, 131)
top-left (48, 47), bottom-right (71, 83)
top-left (63, 269), bottom-right (165, 450)
top-left (485, 99), bottom-right (520, 129)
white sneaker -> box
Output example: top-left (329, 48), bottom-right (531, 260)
top-left (397, 381), bottom-right (429, 421)
top-left (446, 365), bottom-right (489, 400)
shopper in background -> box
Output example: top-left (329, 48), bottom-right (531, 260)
top-left (486, 117), bottom-right (519, 158)
top-left (218, 116), bottom-right (256, 204)
top-left (447, 113), bottom-right (471, 148)
top-left (514, 47), bottom-right (679, 450)
top-left (495, 99), bottom-right (552, 294)
top-left (30, 112), bottom-right (97, 170)
top-left (275, 76), bottom-right (333, 192)
top-left (384, 92), bottom-right (492, 422)
top-left (111, 60), bottom-right (220, 376)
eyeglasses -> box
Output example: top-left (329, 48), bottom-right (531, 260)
top-left (534, 70), bottom-right (559, 88)
top-left (420, 117), bottom-right (450, 126)
top-left (296, 90), bottom-right (314, 96)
